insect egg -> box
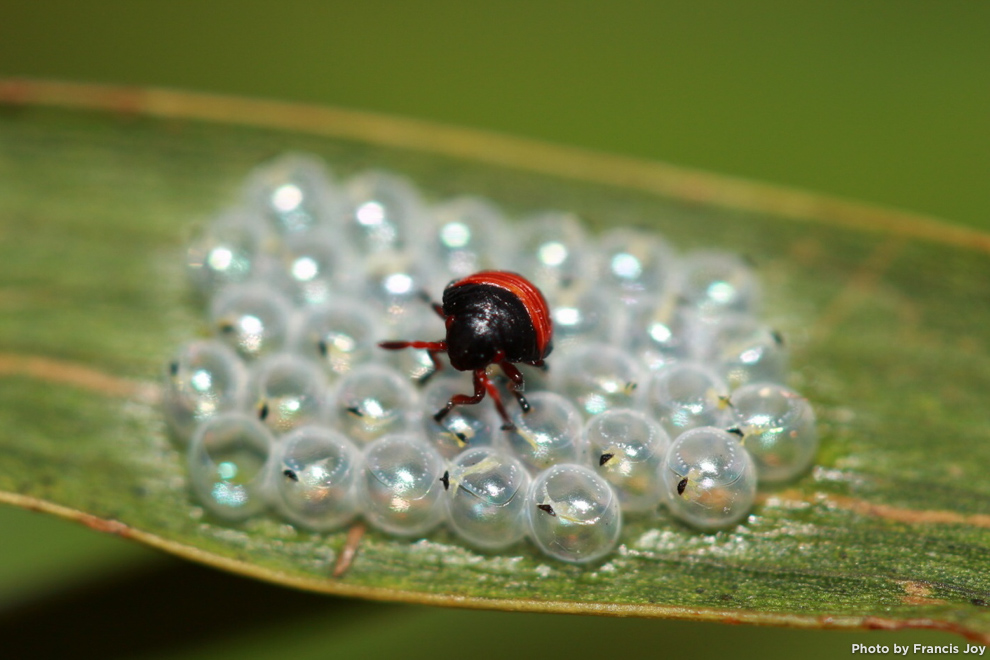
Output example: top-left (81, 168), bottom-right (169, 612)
top-left (553, 342), bottom-right (642, 417)
top-left (661, 426), bottom-right (757, 531)
top-left (501, 391), bottom-right (585, 473)
top-left (209, 283), bottom-right (293, 360)
top-left (343, 170), bottom-right (426, 255)
top-left (427, 196), bottom-right (511, 282)
top-left (527, 463), bottom-right (622, 564)
top-left (250, 353), bottom-right (329, 435)
top-left (360, 252), bottom-right (436, 324)
top-left (243, 152), bottom-right (340, 237)
top-left (512, 211), bottom-right (591, 293)
top-left (268, 425), bottom-right (362, 531)
top-left (597, 228), bottom-right (676, 303)
top-left (332, 363), bottom-right (417, 444)
top-left (694, 313), bottom-right (789, 390)
top-left (546, 284), bottom-right (616, 351)
top-left (162, 339), bottom-right (246, 444)
top-left (584, 408), bottom-right (670, 512)
top-left (645, 362), bottom-right (732, 439)
top-left (421, 376), bottom-right (498, 459)
top-left (728, 382), bottom-right (817, 484)
top-left (676, 250), bottom-right (761, 317)
top-left (616, 293), bottom-right (692, 372)
top-left (358, 433), bottom-right (447, 536)
top-left (187, 412), bottom-right (274, 521)
top-left (186, 210), bottom-right (267, 298)
top-left (278, 229), bottom-right (350, 306)
top-left (445, 447), bottom-right (531, 550)
top-left (290, 298), bottom-right (381, 380)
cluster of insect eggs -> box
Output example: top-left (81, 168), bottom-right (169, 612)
top-left (164, 153), bottom-right (818, 564)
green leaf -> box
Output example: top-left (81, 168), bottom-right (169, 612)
top-left (1, 80), bottom-right (989, 644)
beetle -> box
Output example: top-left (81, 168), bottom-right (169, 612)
top-left (380, 270), bottom-right (553, 430)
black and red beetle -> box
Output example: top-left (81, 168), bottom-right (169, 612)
top-left (380, 270), bottom-right (553, 430)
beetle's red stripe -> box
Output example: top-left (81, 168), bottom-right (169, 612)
top-left (457, 271), bottom-right (553, 357)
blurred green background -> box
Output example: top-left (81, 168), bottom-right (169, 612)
top-left (1, 1), bottom-right (987, 658)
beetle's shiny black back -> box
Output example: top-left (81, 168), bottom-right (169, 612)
top-left (442, 282), bottom-right (541, 371)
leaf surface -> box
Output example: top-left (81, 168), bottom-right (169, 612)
top-left (1, 80), bottom-right (989, 643)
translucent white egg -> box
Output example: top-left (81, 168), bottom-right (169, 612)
top-left (698, 314), bottom-right (788, 390)
top-left (511, 211), bottom-right (593, 293)
top-left (645, 362), bottom-right (732, 438)
top-left (188, 412), bottom-right (274, 521)
top-left (527, 463), bottom-right (622, 563)
top-left (162, 339), bottom-right (246, 444)
top-left (545, 284), bottom-right (617, 350)
top-left (209, 283), bottom-right (293, 360)
top-left (597, 228), bottom-right (676, 303)
top-left (278, 229), bottom-right (351, 306)
top-left (243, 152), bottom-right (340, 237)
top-left (290, 299), bottom-right (381, 381)
top-left (445, 447), bottom-right (531, 550)
top-left (268, 425), bottom-right (362, 531)
top-left (552, 342), bottom-right (642, 417)
top-left (615, 293), bottom-right (692, 372)
top-left (249, 353), bottom-right (329, 435)
top-left (501, 391), bottom-right (584, 473)
top-left (585, 409), bottom-right (670, 513)
top-left (343, 170), bottom-right (425, 255)
top-left (729, 382), bottom-right (817, 484)
top-left (421, 375), bottom-right (498, 459)
top-left (661, 426), bottom-right (757, 531)
top-left (358, 250), bottom-right (438, 327)
top-left (186, 211), bottom-right (267, 299)
top-left (359, 433), bottom-right (446, 536)
top-left (427, 196), bottom-right (511, 282)
top-left (332, 363), bottom-right (417, 444)
top-left (676, 250), bottom-right (760, 317)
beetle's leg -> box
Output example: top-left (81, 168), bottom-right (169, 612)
top-left (434, 368), bottom-right (488, 423)
top-left (530, 359), bottom-right (549, 373)
top-left (378, 339), bottom-right (447, 352)
top-left (481, 371), bottom-right (515, 431)
top-left (498, 360), bottom-right (531, 415)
